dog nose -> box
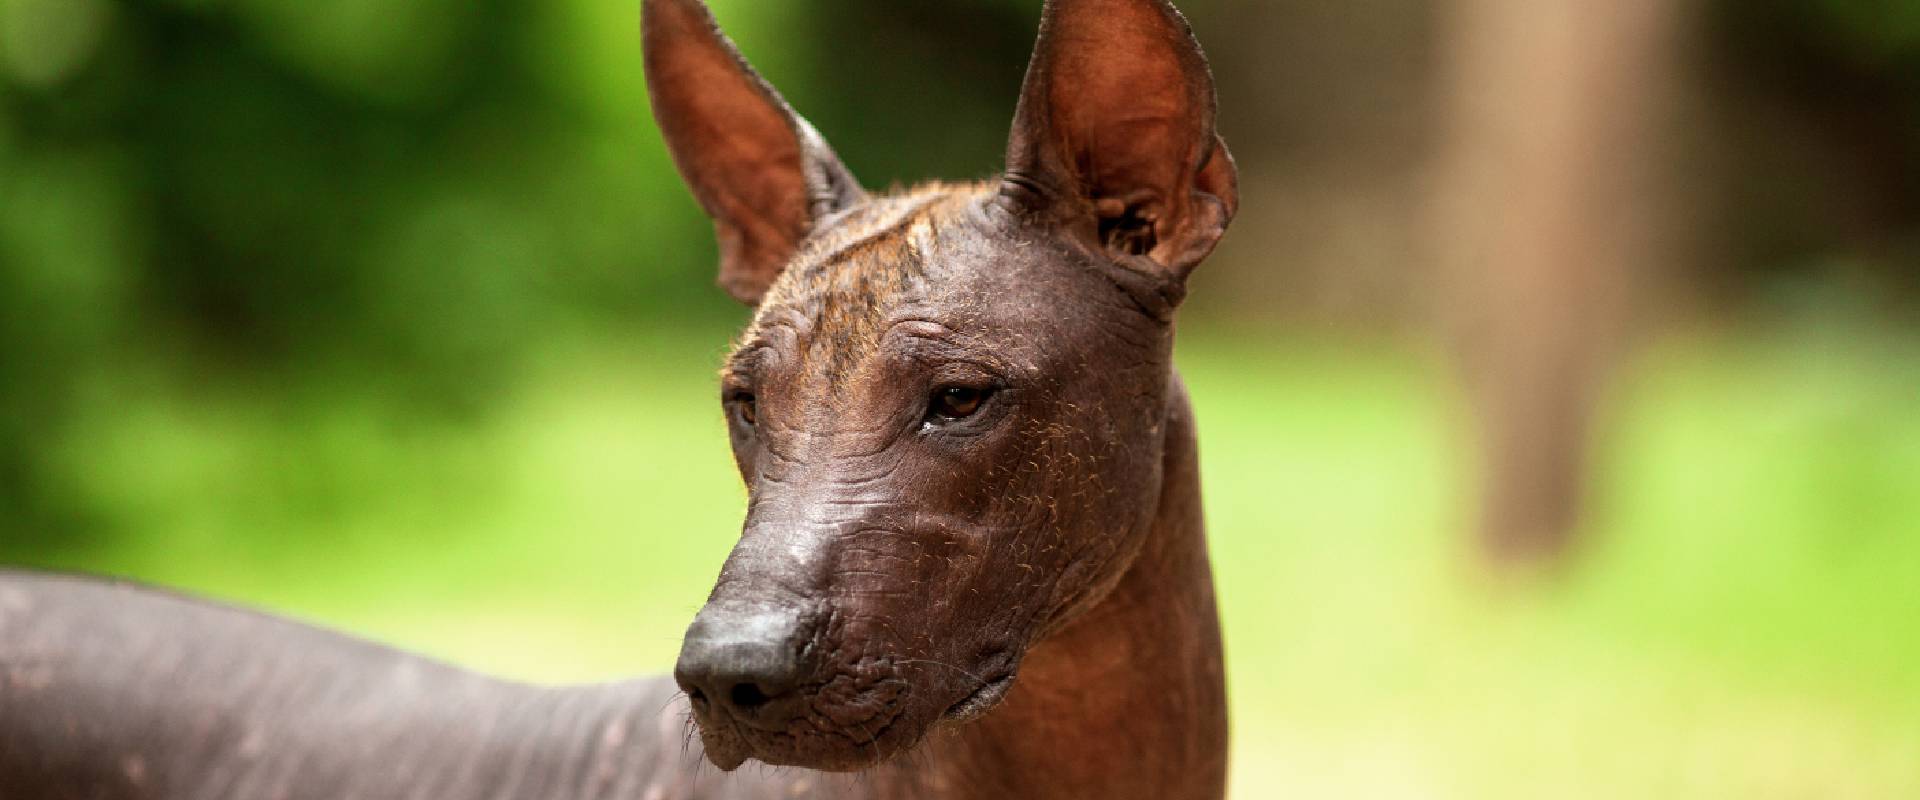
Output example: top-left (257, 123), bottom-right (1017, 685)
top-left (675, 606), bottom-right (814, 725)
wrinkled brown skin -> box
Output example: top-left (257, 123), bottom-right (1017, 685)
top-left (0, 1), bottom-right (1236, 798)
top-left (650, 0), bottom-right (1236, 795)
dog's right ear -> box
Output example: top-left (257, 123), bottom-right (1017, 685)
top-left (643, 0), bottom-right (865, 305)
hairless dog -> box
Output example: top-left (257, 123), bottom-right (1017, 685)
top-left (0, 0), bottom-right (1238, 797)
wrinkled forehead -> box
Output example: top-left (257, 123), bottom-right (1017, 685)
top-left (733, 182), bottom-right (1005, 369)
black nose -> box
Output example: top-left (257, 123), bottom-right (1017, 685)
top-left (675, 605), bottom-right (815, 726)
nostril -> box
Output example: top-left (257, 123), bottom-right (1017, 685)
top-left (729, 682), bottom-right (772, 710)
top-left (677, 606), bottom-right (815, 720)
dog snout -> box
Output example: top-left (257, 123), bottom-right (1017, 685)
top-left (675, 606), bottom-right (817, 728)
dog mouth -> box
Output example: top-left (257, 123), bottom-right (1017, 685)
top-left (692, 668), bottom-right (1017, 770)
top-left (696, 705), bottom-right (910, 772)
top-left (942, 672), bottom-right (1015, 723)
top-left (688, 670), bottom-right (914, 772)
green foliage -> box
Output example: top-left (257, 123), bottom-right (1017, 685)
top-left (0, 0), bottom-right (1105, 539)
top-left (1812, 0), bottom-right (1920, 63)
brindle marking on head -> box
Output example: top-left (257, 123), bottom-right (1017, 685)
top-left (737, 183), bottom-right (991, 386)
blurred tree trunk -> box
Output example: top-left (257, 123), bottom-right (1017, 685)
top-left (1431, 0), bottom-right (1685, 563)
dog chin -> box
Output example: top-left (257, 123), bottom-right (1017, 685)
top-left (696, 718), bottom-right (919, 773)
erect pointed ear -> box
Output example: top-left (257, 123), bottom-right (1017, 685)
top-left (1002, 0), bottom-right (1238, 285)
top-left (643, 0), bottom-right (865, 305)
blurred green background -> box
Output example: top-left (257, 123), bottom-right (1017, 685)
top-left (1, 0), bottom-right (1917, 797)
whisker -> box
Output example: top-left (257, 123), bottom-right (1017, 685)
top-left (896, 658), bottom-right (992, 690)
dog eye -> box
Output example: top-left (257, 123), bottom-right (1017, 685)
top-left (728, 392), bottom-right (757, 427)
top-left (928, 386), bottom-right (988, 422)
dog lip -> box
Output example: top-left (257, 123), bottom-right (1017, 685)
top-left (942, 672), bottom-right (1015, 723)
top-left (695, 723), bottom-right (752, 771)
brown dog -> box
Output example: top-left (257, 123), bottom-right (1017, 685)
top-left (0, 1), bottom-right (1235, 798)
top-left (651, 0), bottom-right (1237, 796)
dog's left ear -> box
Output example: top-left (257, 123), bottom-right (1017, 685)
top-left (1002, 0), bottom-right (1237, 284)
top-left (643, 0), bottom-right (865, 306)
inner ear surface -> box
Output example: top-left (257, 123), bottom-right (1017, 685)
top-left (1095, 193), bottom-right (1161, 258)
top-left (1001, 0), bottom-right (1236, 280)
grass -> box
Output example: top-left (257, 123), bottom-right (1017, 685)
top-left (9, 319), bottom-right (1920, 798)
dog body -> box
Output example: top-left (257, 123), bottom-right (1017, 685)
top-left (0, 1), bottom-right (1237, 797)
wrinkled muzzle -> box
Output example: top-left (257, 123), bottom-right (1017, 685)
top-left (673, 509), bottom-right (914, 771)
top-left (674, 501), bottom-right (1030, 771)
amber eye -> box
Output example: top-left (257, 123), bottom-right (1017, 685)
top-left (929, 386), bottom-right (988, 422)
top-left (730, 392), bottom-right (757, 427)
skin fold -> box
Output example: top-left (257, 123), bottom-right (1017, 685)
top-left (0, 0), bottom-right (1236, 797)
